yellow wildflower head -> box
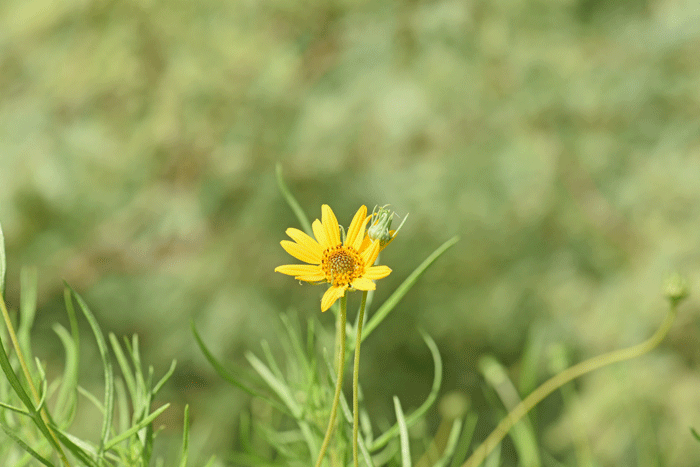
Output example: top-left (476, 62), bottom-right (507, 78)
top-left (275, 205), bottom-right (392, 311)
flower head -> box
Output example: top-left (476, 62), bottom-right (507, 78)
top-left (275, 205), bottom-right (392, 311)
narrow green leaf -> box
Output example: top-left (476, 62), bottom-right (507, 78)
top-left (18, 267), bottom-right (38, 364)
top-left (104, 403), bottom-right (170, 450)
top-left (152, 359), bottom-right (177, 396)
top-left (280, 313), bottom-right (311, 376)
top-left (362, 236), bottom-right (459, 343)
top-left (433, 419), bottom-right (463, 467)
top-left (692, 427), bottom-right (700, 442)
top-left (450, 414), bottom-right (478, 467)
top-left (393, 396), bottom-right (411, 467)
top-left (518, 325), bottom-right (545, 396)
top-left (0, 399), bottom-right (30, 415)
top-left (0, 419), bottom-right (56, 467)
top-left (260, 340), bottom-right (285, 381)
top-left (0, 220), bottom-right (5, 297)
top-left (109, 333), bottom-right (137, 403)
top-left (51, 426), bottom-right (99, 467)
top-left (114, 377), bottom-right (129, 436)
top-left (63, 285), bottom-right (80, 352)
top-left (53, 324), bottom-right (79, 424)
top-left (246, 351), bottom-right (300, 416)
top-left (69, 286), bottom-right (115, 456)
top-left (479, 355), bottom-right (540, 467)
top-left (179, 405), bottom-right (190, 467)
top-left (275, 163), bottom-right (312, 235)
top-left (370, 330), bottom-right (442, 450)
top-left (0, 333), bottom-right (61, 454)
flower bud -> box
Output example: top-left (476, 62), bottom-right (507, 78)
top-left (368, 205), bottom-right (407, 249)
top-left (664, 273), bottom-right (689, 306)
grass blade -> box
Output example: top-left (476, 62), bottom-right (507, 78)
top-left (53, 324), bottom-right (79, 425)
top-left (450, 414), bottom-right (478, 467)
top-left (179, 405), bottom-right (190, 467)
top-left (363, 236), bottom-right (458, 343)
top-left (18, 267), bottom-right (38, 365)
top-left (104, 403), bottom-right (170, 450)
top-left (152, 359), bottom-right (177, 396)
top-left (245, 351), bottom-right (300, 416)
top-left (433, 418), bottom-right (463, 467)
top-left (68, 286), bottom-right (115, 457)
top-left (275, 163), bottom-right (312, 235)
top-left (0, 419), bottom-right (56, 467)
top-left (394, 396), bottom-right (411, 467)
top-left (109, 333), bottom-right (137, 404)
top-left (479, 355), bottom-right (540, 467)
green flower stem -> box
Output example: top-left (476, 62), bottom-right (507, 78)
top-left (0, 293), bottom-right (72, 467)
top-left (463, 304), bottom-right (677, 467)
top-left (316, 295), bottom-right (347, 467)
top-left (352, 291), bottom-right (368, 467)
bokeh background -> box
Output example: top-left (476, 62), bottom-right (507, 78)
top-left (2, 0), bottom-right (700, 465)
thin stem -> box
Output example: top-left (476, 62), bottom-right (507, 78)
top-left (0, 293), bottom-right (72, 467)
top-left (353, 291), bottom-right (368, 467)
top-left (316, 295), bottom-right (347, 467)
top-left (462, 305), bottom-right (677, 467)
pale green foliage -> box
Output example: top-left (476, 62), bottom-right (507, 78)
top-left (0, 238), bottom-right (191, 466)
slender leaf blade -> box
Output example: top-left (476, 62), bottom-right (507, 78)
top-left (69, 286), bottom-right (115, 456)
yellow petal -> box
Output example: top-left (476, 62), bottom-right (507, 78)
top-left (286, 228), bottom-right (322, 258)
top-left (345, 205), bottom-right (367, 249)
top-left (321, 285), bottom-right (347, 312)
top-left (295, 272), bottom-right (326, 282)
top-left (275, 264), bottom-right (323, 277)
top-left (312, 219), bottom-right (329, 249)
top-left (357, 234), bottom-right (371, 253)
top-left (351, 277), bottom-right (376, 291)
top-left (361, 239), bottom-right (380, 267)
top-left (364, 265), bottom-right (391, 280)
top-left (281, 240), bottom-right (320, 264)
top-left (322, 204), bottom-right (341, 247)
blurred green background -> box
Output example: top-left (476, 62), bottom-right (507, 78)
top-left (2, 0), bottom-right (700, 464)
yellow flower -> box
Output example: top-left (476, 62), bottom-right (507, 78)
top-left (275, 204), bottom-right (392, 311)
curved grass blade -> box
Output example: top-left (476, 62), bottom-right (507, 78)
top-left (362, 236), bottom-right (459, 344)
top-left (68, 286), bottom-right (114, 458)
top-left (0, 419), bottom-right (56, 467)
top-left (275, 163), bottom-right (312, 235)
top-left (152, 359), bottom-right (177, 396)
top-left (394, 396), bottom-right (411, 467)
top-left (370, 330), bottom-right (442, 450)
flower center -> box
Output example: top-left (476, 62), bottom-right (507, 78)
top-left (321, 245), bottom-right (363, 287)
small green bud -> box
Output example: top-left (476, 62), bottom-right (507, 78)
top-left (664, 273), bottom-right (689, 306)
top-left (368, 205), bottom-right (408, 249)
